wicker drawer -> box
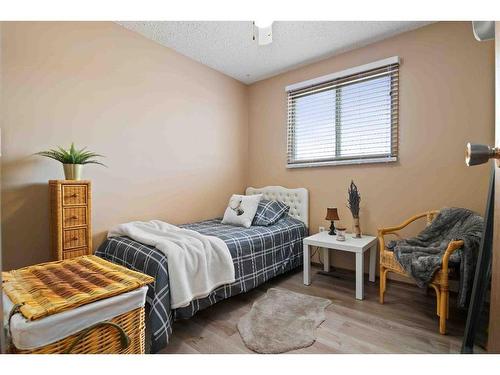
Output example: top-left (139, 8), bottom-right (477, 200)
top-left (62, 247), bottom-right (90, 259)
top-left (63, 207), bottom-right (87, 228)
top-left (50, 180), bottom-right (92, 261)
top-left (63, 228), bottom-right (88, 250)
top-left (62, 185), bottom-right (87, 206)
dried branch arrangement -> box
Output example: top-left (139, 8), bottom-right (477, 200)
top-left (347, 180), bottom-right (361, 218)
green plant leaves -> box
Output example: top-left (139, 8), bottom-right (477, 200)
top-left (36, 143), bottom-right (106, 166)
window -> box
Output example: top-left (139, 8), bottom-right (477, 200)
top-left (286, 57), bottom-right (399, 168)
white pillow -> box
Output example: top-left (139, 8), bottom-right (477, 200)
top-left (222, 194), bottom-right (262, 228)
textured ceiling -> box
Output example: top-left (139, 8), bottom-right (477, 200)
top-left (117, 21), bottom-right (432, 84)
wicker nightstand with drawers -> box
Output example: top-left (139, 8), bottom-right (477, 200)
top-left (49, 180), bottom-right (92, 260)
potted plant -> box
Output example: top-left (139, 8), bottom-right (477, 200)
top-left (36, 143), bottom-right (106, 180)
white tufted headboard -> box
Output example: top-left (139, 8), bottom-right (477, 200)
top-left (246, 186), bottom-right (309, 227)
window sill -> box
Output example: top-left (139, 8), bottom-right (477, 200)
top-left (286, 156), bottom-right (397, 169)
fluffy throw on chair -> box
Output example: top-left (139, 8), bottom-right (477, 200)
top-left (387, 207), bottom-right (483, 308)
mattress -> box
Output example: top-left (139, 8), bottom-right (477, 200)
top-left (95, 215), bottom-right (307, 353)
top-left (3, 286), bottom-right (148, 350)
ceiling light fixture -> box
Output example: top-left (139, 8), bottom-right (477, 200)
top-left (254, 20), bottom-right (273, 29)
top-left (253, 20), bottom-right (273, 46)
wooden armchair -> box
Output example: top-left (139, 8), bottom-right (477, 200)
top-left (378, 210), bottom-right (464, 334)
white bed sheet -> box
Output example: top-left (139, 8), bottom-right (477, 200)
top-left (3, 286), bottom-right (148, 350)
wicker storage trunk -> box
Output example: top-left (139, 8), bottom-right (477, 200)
top-left (3, 256), bottom-right (153, 354)
top-left (10, 307), bottom-right (145, 354)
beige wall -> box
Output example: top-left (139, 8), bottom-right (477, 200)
top-left (247, 22), bottom-right (495, 273)
top-left (1, 22), bottom-right (248, 270)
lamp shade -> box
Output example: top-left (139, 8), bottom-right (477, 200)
top-left (325, 207), bottom-right (339, 221)
top-left (466, 143), bottom-right (498, 166)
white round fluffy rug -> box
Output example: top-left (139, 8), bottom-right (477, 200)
top-left (237, 288), bottom-right (331, 353)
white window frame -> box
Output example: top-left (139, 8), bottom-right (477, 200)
top-left (286, 56), bottom-right (400, 168)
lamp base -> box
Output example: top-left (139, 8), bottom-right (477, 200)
top-left (328, 221), bottom-right (336, 235)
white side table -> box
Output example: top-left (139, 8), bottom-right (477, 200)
top-left (303, 231), bottom-right (378, 300)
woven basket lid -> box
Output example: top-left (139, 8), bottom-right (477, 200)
top-left (3, 255), bottom-right (154, 320)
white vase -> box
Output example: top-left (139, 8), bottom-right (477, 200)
top-left (353, 217), bottom-right (362, 238)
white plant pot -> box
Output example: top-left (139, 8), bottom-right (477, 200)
top-left (63, 164), bottom-right (83, 180)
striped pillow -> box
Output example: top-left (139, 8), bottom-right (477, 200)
top-left (252, 199), bottom-right (290, 226)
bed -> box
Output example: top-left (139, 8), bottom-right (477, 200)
top-left (95, 186), bottom-right (309, 353)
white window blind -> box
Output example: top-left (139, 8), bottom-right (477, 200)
top-left (286, 57), bottom-right (399, 168)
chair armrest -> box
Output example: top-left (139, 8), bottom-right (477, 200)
top-left (441, 240), bottom-right (464, 273)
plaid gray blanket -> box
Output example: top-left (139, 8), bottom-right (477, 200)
top-left (95, 216), bottom-right (307, 353)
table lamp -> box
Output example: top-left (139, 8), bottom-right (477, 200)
top-left (325, 207), bottom-right (339, 235)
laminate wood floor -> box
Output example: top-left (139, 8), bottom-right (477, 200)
top-left (159, 266), bottom-right (476, 354)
